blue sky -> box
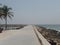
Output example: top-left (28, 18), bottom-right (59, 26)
top-left (0, 0), bottom-right (60, 24)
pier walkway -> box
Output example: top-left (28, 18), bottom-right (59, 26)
top-left (0, 25), bottom-right (50, 45)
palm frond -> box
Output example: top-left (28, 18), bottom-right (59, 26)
top-left (8, 15), bottom-right (12, 19)
top-left (8, 8), bottom-right (12, 10)
top-left (8, 12), bottom-right (14, 17)
top-left (0, 15), bottom-right (3, 20)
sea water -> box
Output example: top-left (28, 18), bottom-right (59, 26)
top-left (39, 24), bottom-right (60, 32)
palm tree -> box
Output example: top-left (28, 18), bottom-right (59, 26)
top-left (0, 4), bottom-right (3, 19)
top-left (1, 5), bottom-right (14, 30)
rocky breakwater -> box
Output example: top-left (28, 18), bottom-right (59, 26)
top-left (36, 25), bottom-right (60, 45)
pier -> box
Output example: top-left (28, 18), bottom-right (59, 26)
top-left (0, 25), bottom-right (50, 45)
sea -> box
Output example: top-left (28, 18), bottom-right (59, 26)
top-left (39, 24), bottom-right (60, 32)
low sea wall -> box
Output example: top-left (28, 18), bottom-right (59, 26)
top-left (0, 24), bottom-right (26, 30)
top-left (33, 26), bottom-right (51, 45)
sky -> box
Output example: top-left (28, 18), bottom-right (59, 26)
top-left (0, 0), bottom-right (60, 24)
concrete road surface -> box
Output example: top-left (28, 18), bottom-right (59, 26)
top-left (0, 25), bottom-right (40, 45)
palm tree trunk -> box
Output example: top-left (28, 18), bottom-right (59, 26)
top-left (5, 16), bottom-right (7, 30)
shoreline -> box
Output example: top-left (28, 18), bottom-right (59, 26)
top-left (36, 25), bottom-right (60, 45)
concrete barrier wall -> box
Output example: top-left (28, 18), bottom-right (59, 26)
top-left (33, 26), bottom-right (51, 45)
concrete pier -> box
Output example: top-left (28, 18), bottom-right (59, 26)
top-left (0, 25), bottom-right (50, 45)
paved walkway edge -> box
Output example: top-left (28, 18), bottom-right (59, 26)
top-left (33, 26), bottom-right (51, 45)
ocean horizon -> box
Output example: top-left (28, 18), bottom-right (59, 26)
top-left (39, 24), bottom-right (60, 32)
